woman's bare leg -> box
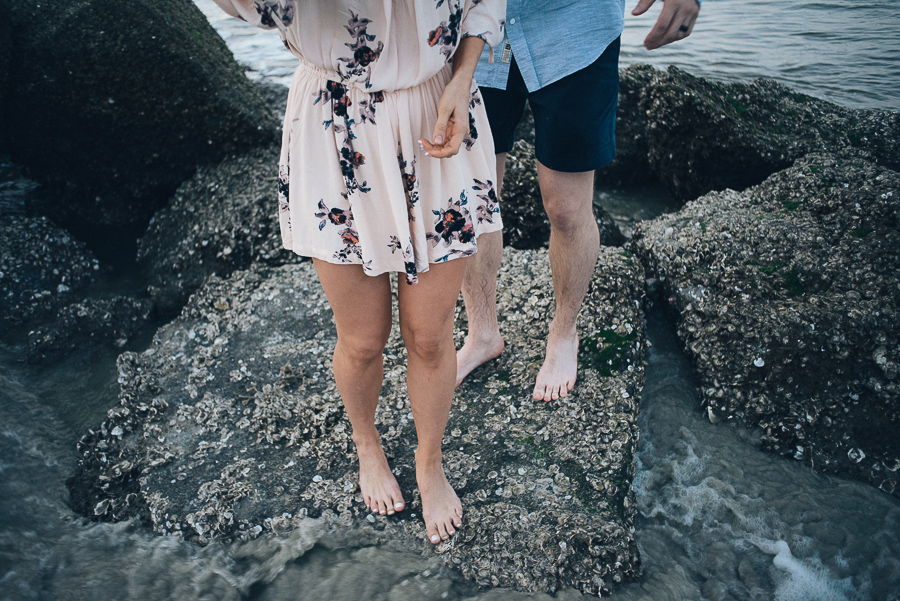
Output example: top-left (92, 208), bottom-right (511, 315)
top-left (312, 259), bottom-right (405, 516)
top-left (398, 258), bottom-right (468, 543)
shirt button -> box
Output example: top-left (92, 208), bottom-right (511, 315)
top-left (509, 17), bottom-right (516, 24)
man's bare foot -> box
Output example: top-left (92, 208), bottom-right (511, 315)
top-left (532, 327), bottom-right (578, 402)
top-left (455, 333), bottom-right (504, 387)
top-left (416, 455), bottom-right (463, 544)
top-left (355, 437), bottom-right (405, 516)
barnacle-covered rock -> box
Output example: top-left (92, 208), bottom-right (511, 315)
top-left (25, 295), bottom-right (154, 362)
top-left (639, 66), bottom-right (899, 201)
top-left (0, 213), bottom-right (100, 329)
top-left (138, 146), bottom-right (300, 315)
top-left (5, 0), bottom-right (279, 233)
top-left (595, 63), bottom-right (658, 187)
top-left (68, 247), bottom-right (646, 595)
top-left (631, 151), bottom-right (900, 496)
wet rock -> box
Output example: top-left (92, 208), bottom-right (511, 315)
top-left (254, 78), bottom-right (290, 119)
top-left (596, 64), bottom-right (658, 187)
top-left (25, 296), bottom-right (154, 363)
top-left (631, 151), bottom-right (900, 496)
top-left (0, 17), bottom-right (10, 153)
top-left (501, 140), bottom-right (625, 249)
top-left (4, 0), bottom-right (279, 234)
top-left (639, 66), bottom-right (900, 201)
top-left (0, 214), bottom-right (100, 329)
top-left (138, 146), bottom-right (301, 315)
top-left (69, 246), bottom-right (646, 595)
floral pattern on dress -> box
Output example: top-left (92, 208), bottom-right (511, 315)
top-left (278, 165), bottom-right (290, 214)
top-left (316, 198), bottom-right (363, 264)
top-left (426, 189), bottom-right (476, 248)
top-left (397, 146), bottom-right (420, 222)
top-left (388, 235), bottom-right (419, 284)
top-left (253, 0), bottom-right (294, 28)
top-left (472, 178), bottom-right (499, 225)
top-left (333, 122), bottom-right (370, 194)
top-left (461, 89), bottom-right (481, 151)
top-left (337, 12), bottom-right (384, 89)
top-left (315, 198), bottom-right (351, 230)
top-left (358, 91), bottom-right (384, 124)
top-left (213, 0), bottom-right (505, 281)
top-left (314, 81), bottom-right (352, 129)
top-left (427, 2), bottom-right (463, 62)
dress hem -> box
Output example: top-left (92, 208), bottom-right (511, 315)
top-left (285, 221), bottom-right (503, 279)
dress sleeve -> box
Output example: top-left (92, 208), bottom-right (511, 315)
top-left (211, 0), bottom-right (295, 32)
top-left (461, 0), bottom-right (506, 48)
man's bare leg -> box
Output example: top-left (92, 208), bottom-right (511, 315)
top-left (456, 152), bottom-right (507, 386)
top-left (532, 163), bottom-right (599, 402)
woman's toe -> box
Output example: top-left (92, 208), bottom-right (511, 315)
top-left (427, 523), bottom-right (441, 545)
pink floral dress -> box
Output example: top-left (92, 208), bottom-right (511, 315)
top-left (211, 0), bottom-right (505, 283)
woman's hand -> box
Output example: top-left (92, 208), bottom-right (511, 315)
top-left (420, 35), bottom-right (485, 159)
top-left (420, 77), bottom-right (471, 159)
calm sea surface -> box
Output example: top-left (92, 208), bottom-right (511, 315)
top-left (1, 3), bottom-right (898, 601)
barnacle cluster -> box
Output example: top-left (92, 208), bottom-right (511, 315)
top-left (632, 151), bottom-right (900, 495)
top-left (69, 246), bottom-right (647, 595)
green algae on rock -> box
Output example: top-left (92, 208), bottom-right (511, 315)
top-left (68, 247), bottom-right (646, 596)
top-left (631, 152), bottom-right (900, 496)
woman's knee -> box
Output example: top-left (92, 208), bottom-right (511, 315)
top-left (400, 322), bottom-right (451, 363)
top-left (336, 332), bottom-right (389, 364)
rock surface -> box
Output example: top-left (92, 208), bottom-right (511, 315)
top-left (4, 0), bottom-right (279, 233)
top-left (69, 247), bottom-right (646, 595)
top-left (595, 64), bottom-right (657, 187)
top-left (638, 66), bottom-right (900, 201)
top-left (0, 213), bottom-right (100, 329)
top-left (26, 296), bottom-right (154, 363)
top-left (138, 146), bottom-right (300, 315)
top-left (0, 17), bottom-right (9, 153)
top-left (631, 151), bottom-right (900, 496)
top-left (501, 140), bottom-right (625, 250)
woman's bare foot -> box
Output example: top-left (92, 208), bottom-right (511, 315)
top-left (455, 332), bottom-right (504, 387)
top-left (355, 436), bottom-right (405, 516)
top-left (416, 454), bottom-right (463, 544)
top-left (532, 327), bottom-right (578, 402)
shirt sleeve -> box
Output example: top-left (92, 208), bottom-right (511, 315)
top-left (211, 0), bottom-right (295, 32)
top-left (461, 0), bottom-right (506, 48)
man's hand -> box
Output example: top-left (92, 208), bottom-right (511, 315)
top-left (632, 0), bottom-right (700, 50)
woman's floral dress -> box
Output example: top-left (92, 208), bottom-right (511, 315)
top-left (212, 0), bottom-right (505, 283)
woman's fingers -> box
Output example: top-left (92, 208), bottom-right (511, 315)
top-left (419, 114), bottom-right (467, 159)
top-left (421, 78), bottom-right (470, 159)
top-left (431, 105), bottom-right (451, 148)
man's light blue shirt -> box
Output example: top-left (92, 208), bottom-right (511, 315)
top-left (475, 0), bottom-right (626, 93)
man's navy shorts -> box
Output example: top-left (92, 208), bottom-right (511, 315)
top-left (479, 37), bottom-right (620, 173)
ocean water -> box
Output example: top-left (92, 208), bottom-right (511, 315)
top-left (1, 2), bottom-right (899, 600)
